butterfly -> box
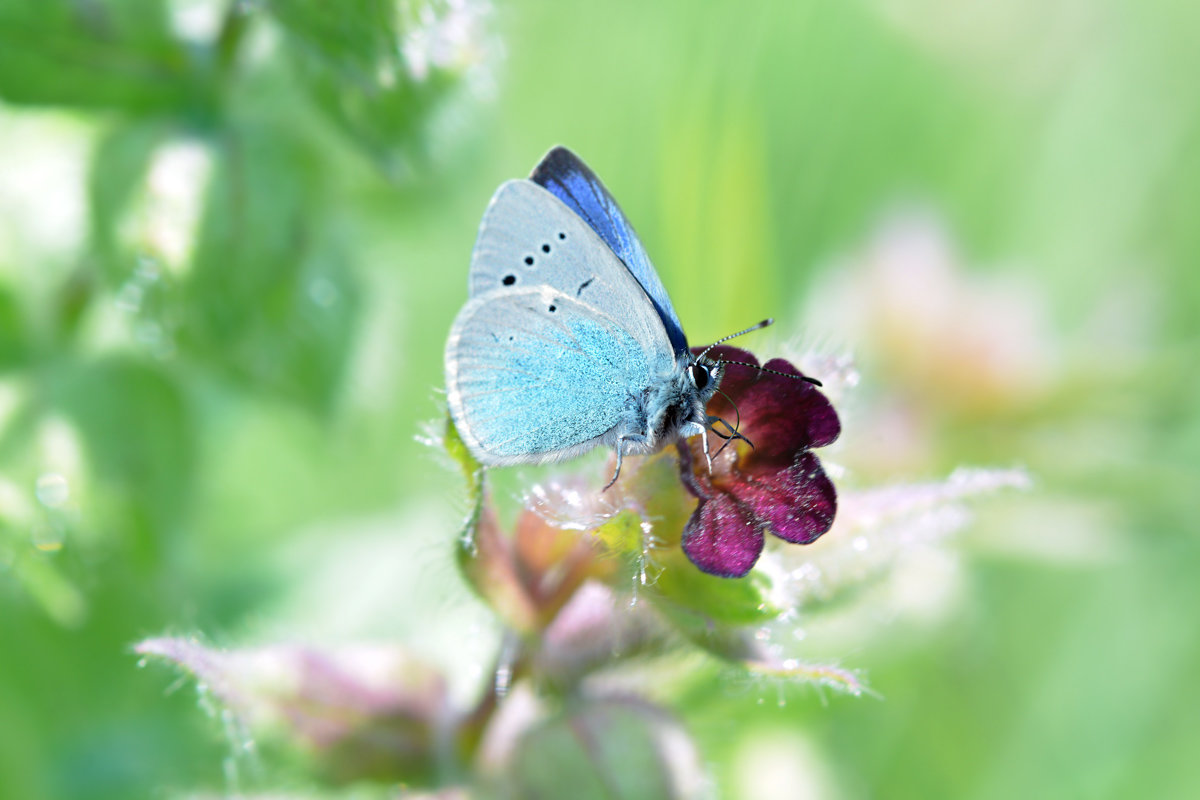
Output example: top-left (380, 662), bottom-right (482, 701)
top-left (445, 146), bottom-right (772, 486)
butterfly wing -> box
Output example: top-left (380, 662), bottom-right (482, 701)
top-left (530, 146), bottom-right (689, 355)
top-left (445, 287), bottom-right (660, 464)
top-left (450, 178), bottom-right (679, 465)
top-left (468, 179), bottom-right (671, 360)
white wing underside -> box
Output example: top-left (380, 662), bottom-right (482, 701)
top-left (446, 180), bottom-right (675, 465)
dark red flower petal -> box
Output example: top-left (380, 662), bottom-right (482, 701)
top-left (695, 346), bottom-right (840, 470)
top-left (681, 494), bottom-right (765, 578)
top-left (759, 358), bottom-right (841, 450)
top-left (695, 346), bottom-right (759, 423)
top-left (730, 452), bottom-right (836, 544)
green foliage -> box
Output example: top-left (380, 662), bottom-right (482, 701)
top-left (0, 0), bottom-right (210, 113)
top-left (184, 126), bottom-right (357, 410)
top-left (87, 120), bottom-right (172, 282)
top-left (0, 1), bottom-right (480, 796)
top-left (650, 563), bottom-right (775, 629)
top-left (0, 284), bottom-right (29, 369)
top-left (52, 357), bottom-right (194, 560)
top-left (269, 0), bottom-right (479, 173)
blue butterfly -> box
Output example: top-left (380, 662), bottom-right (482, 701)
top-left (445, 147), bottom-right (758, 485)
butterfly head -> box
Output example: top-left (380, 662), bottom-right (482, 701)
top-left (684, 319), bottom-right (826, 458)
top-left (686, 360), bottom-right (719, 394)
top-left (687, 354), bottom-right (724, 410)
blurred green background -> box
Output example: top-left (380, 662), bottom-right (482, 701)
top-left (1, 0), bottom-right (1197, 797)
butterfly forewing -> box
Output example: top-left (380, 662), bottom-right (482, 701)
top-left (468, 179), bottom-right (671, 359)
top-left (446, 288), bottom-right (657, 463)
top-left (530, 146), bottom-right (689, 354)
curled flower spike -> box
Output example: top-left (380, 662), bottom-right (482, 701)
top-left (678, 346), bottom-right (841, 578)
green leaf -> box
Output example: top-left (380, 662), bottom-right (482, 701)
top-left (745, 657), bottom-right (867, 696)
top-left (443, 410), bottom-right (482, 495)
top-left (182, 124), bottom-right (358, 412)
top-left (10, 552), bottom-right (87, 628)
top-left (265, 0), bottom-right (476, 173)
top-left (593, 509), bottom-right (644, 556)
top-left (648, 557), bottom-right (777, 628)
top-left (263, 0), bottom-right (397, 81)
top-left (50, 357), bottom-right (194, 564)
top-left (88, 120), bottom-right (173, 283)
top-left (448, 416), bottom-right (489, 583)
top-left (0, 284), bottom-right (30, 371)
top-left (445, 416), bottom-right (545, 631)
top-left (0, 0), bottom-right (209, 113)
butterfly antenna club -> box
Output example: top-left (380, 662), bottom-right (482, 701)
top-left (695, 318), bottom-right (774, 362)
top-left (696, 319), bottom-right (823, 386)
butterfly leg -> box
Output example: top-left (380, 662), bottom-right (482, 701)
top-left (705, 415), bottom-right (754, 459)
top-left (700, 425), bottom-right (714, 473)
top-left (604, 432), bottom-right (651, 490)
top-left (604, 444), bottom-right (626, 491)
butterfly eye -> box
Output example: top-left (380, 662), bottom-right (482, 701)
top-left (688, 364), bottom-right (710, 391)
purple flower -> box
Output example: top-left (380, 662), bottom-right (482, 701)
top-left (678, 346), bottom-right (841, 578)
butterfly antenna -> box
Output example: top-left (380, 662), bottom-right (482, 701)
top-left (695, 318), bottom-right (774, 362)
top-left (696, 318), bottom-right (824, 385)
top-left (719, 359), bottom-right (823, 386)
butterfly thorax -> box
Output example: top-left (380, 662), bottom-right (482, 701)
top-left (633, 355), bottom-right (724, 453)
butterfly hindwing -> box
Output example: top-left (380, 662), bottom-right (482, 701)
top-left (445, 287), bottom-right (658, 463)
